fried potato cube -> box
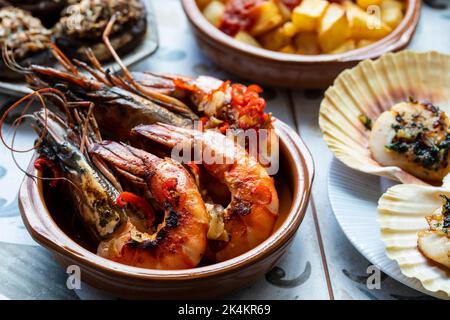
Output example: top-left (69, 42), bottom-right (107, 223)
top-left (344, 1), bottom-right (392, 40)
top-left (381, 0), bottom-right (404, 29)
top-left (292, 0), bottom-right (329, 32)
top-left (294, 32), bottom-right (321, 55)
top-left (356, 0), bottom-right (382, 10)
top-left (202, 0), bottom-right (225, 27)
top-left (318, 3), bottom-right (350, 53)
top-left (259, 26), bottom-right (291, 50)
top-left (356, 39), bottom-right (376, 47)
top-left (281, 21), bottom-right (298, 37)
top-left (280, 44), bottom-right (296, 54)
top-left (276, 0), bottom-right (293, 22)
top-left (234, 31), bottom-right (262, 48)
top-left (381, 0), bottom-right (404, 12)
top-left (329, 39), bottom-right (356, 53)
top-left (249, 1), bottom-right (284, 36)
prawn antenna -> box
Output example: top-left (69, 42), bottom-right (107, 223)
top-left (0, 88), bottom-right (67, 153)
top-left (2, 44), bottom-right (31, 74)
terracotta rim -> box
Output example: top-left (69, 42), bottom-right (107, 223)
top-left (18, 119), bottom-right (314, 281)
top-left (182, 0), bottom-right (421, 64)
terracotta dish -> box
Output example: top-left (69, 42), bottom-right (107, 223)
top-left (18, 119), bottom-right (313, 299)
top-left (181, 0), bottom-right (421, 89)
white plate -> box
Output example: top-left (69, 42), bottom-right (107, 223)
top-left (328, 158), bottom-right (449, 300)
top-left (0, 2), bottom-right (159, 96)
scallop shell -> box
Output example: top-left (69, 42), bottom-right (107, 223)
top-left (378, 183), bottom-right (450, 298)
top-left (319, 51), bottom-right (450, 184)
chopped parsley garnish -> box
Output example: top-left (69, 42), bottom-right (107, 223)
top-left (408, 96), bottom-right (417, 104)
top-left (358, 114), bottom-right (372, 130)
top-left (385, 102), bottom-right (450, 171)
top-left (440, 195), bottom-right (450, 228)
top-left (385, 141), bottom-right (409, 153)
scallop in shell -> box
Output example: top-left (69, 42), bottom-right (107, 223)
top-left (378, 183), bottom-right (450, 297)
top-left (320, 51), bottom-right (450, 185)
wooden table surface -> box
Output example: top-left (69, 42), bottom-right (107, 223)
top-left (0, 0), bottom-right (449, 300)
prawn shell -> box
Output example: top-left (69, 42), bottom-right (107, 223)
top-left (319, 51), bottom-right (450, 184)
top-left (378, 183), bottom-right (450, 297)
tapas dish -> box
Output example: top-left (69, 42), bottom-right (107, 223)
top-left (0, 20), bottom-right (313, 297)
top-left (182, 0), bottom-right (420, 88)
top-left (319, 50), bottom-right (450, 185)
top-left (199, 0), bottom-right (405, 55)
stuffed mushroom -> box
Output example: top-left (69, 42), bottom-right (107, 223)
top-left (53, 0), bottom-right (147, 62)
top-left (0, 6), bottom-right (52, 80)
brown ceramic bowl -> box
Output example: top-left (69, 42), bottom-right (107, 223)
top-left (18, 119), bottom-right (314, 299)
top-left (182, 0), bottom-right (421, 89)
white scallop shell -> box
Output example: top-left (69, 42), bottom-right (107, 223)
top-left (319, 50), bottom-right (450, 184)
top-left (378, 183), bottom-right (450, 297)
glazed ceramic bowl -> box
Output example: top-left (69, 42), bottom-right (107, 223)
top-left (18, 119), bottom-right (313, 299)
top-left (182, 0), bottom-right (421, 89)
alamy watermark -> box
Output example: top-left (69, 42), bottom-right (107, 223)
top-left (66, 265), bottom-right (81, 290)
top-left (367, 5), bottom-right (383, 30)
top-left (171, 121), bottom-right (280, 175)
top-left (366, 265), bottom-right (382, 290)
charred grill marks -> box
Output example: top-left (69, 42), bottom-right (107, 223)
top-left (230, 197), bottom-right (253, 217)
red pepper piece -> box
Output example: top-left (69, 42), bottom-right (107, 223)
top-left (34, 157), bottom-right (61, 188)
top-left (199, 116), bottom-right (209, 128)
top-left (187, 162), bottom-right (200, 176)
top-left (219, 122), bottom-right (230, 134)
top-left (218, 0), bottom-right (263, 36)
top-left (247, 84), bottom-right (263, 93)
top-left (161, 177), bottom-right (178, 202)
top-left (173, 78), bottom-right (197, 92)
top-left (116, 192), bottom-right (155, 225)
top-left (230, 83), bottom-right (269, 129)
top-left (163, 177), bottom-right (178, 191)
top-left (251, 185), bottom-right (272, 205)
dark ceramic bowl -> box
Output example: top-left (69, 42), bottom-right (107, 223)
top-left (18, 119), bottom-right (314, 299)
top-left (182, 0), bottom-right (421, 89)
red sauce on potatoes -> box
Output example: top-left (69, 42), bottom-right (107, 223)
top-left (218, 0), bottom-right (263, 36)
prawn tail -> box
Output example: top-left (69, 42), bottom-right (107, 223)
top-left (89, 141), bottom-right (158, 178)
top-left (131, 123), bottom-right (194, 148)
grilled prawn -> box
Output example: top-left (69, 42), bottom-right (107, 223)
top-left (132, 72), bottom-right (273, 132)
top-left (0, 93), bottom-right (128, 241)
top-left (1, 89), bottom-right (209, 270)
top-left (90, 141), bottom-right (209, 269)
top-left (26, 65), bottom-right (194, 140)
top-left (5, 13), bottom-right (272, 138)
top-left (133, 123), bottom-right (279, 262)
